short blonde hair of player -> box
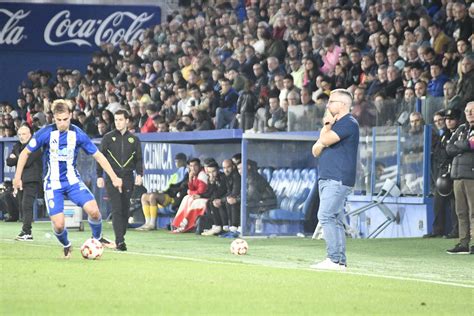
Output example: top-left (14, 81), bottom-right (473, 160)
top-left (51, 99), bottom-right (73, 114)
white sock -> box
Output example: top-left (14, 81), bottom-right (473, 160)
top-left (223, 225), bottom-right (229, 231)
top-left (230, 226), bottom-right (237, 232)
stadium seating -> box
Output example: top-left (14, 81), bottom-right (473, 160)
top-left (250, 167), bottom-right (318, 235)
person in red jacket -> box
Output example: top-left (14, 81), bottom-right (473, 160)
top-left (171, 158), bottom-right (208, 233)
top-left (140, 103), bottom-right (159, 133)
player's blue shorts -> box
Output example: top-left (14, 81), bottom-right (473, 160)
top-left (44, 181), bottom-right (95, 216)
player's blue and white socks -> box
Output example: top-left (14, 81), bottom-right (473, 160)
top-left (88, 216), bottom-right (102, 240)
top-left (54, 228), bottom-right (70, 247)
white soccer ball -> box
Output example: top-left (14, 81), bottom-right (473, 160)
top-left (230, 238), bottom-right (249, 255)
top-left (80, 238), bottom-right (104, 260)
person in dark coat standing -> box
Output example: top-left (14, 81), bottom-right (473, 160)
top-left (97, 110), bottom-right (143, 251)
top-left (445, 102), bottom-right (474, 254)
top-left (6, 123), bottom-right (42, 241)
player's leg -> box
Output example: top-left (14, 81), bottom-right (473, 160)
top-left (44, 185), bottom-right (71, 257)
top-left (138, 193), bottom-right (152, 229)
top-left (67, 182), bottom-right (112, 247)
top-left (146, 192), bottom-right (162, 229)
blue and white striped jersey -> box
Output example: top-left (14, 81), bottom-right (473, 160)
top-left (27, 124), bottom-right (98, 189)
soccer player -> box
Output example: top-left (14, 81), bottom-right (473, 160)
top-left (13, 100), bottom-right (123, 258)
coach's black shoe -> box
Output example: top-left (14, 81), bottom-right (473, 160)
top-left (116, 242), bottom-right (127, 252)
top-left (98, 236), bottom-right (116, 249)
top-left (63, 245), bottom-right (72, 259)
top-left (15, 231), bottom-right (33, 241)
top-left (446, 243), bottom-right (470, 255)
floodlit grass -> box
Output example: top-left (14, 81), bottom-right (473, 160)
top-left (0, 221), bottom-right (472, 315)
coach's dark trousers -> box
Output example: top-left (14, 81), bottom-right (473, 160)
top-left (106, 175), bottom-right (134, 244)
top-left (18, 182), bottom-right (41, 234)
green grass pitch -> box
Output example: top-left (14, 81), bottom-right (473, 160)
top-left (0, 221), bottom-right (472, 315)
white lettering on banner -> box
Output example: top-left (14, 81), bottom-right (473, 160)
top-left (0, 9), bottom-right (30, 45)
top-left (143, 143), bottom-right (173, 170)
top-left (44, 10), bottom-right (154, 47)
top-left (143, 174), bottom-right (171, 192)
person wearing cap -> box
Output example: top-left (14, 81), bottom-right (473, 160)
top-left (138, 153), bottom-right (188, 231)
top-left (426, 109), bottom-right (460, 238)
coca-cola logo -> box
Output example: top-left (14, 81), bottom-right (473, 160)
top-left (44, 10), bottom-right (154, 47)
top-left (0, 9), bottom-right (30, 45)
top-left (0, 8), bottom-right (155, 47)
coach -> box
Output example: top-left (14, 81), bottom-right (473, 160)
top-left (311, 89), bottom-right (359, 271)
top-left (97, 109), bottom-right (143, 251)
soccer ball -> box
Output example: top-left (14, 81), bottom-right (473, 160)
top-left (230, 238), bottom-right (249, 255)
top-left (80, 238), bottom-right (104, 260)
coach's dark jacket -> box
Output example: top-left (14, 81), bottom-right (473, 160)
top-left (97, 129), bottom-right (143, 179)
top-left (6, 142), bottom-right (42, 183)
top-left (446, 123), bottom-right (474, 180)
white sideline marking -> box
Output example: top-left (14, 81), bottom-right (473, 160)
top-left (1, 239), bottom-right (473, 289)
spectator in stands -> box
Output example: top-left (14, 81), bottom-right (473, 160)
top-left (428, 22), bottom-right (452, 55)
top-left (446, 102), bottom-right (474, 254)
top-left (280, 74), bottom-right (300, 104)
top-left (140, 104), bottom-right (159, 133)
top-left (351, 20), bottom-right (369, 51)
top-left (266, 95), bottom-right (286, 132)
top-left (351, 87), bottom-right (376, 129)
top-left (453, 2), bottom-right (472, 41)
top-left (215, 78), bottom-right (239, 129)
top-left (320, 37), bottom-right (341, 75)
top-left (427, 61), bottom-right (449, 97)
top-left (138, 153), bottom-right (188, 231)
top-left (172, 158), bottom-right (208, 233)
top-left (457, 53), bottom-right (474, 113)
top-left (101, 109), bottom-right (115, 132)
top-left (367, 65), bottom-right (389, 97)
top-left (443, 81), bottom-right (461, 111)
top-left (236, 80), bottom-right (258, 132)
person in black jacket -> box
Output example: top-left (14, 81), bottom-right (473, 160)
top-left (222, 159), bottom-right (242, 236)
top-left (445, 102), bottom-right (474, 255)
top-left (425, 109), bottom-right (460, 238)
top-left (201, 161), bottom-right (229, 236)
top-left (97, 109), bottom-right (143, 251)
top-left (6, 123), bottom-right (42, 241)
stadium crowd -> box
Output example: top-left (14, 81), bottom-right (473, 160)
top-left (0, 0), bottom-right (473, 138)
